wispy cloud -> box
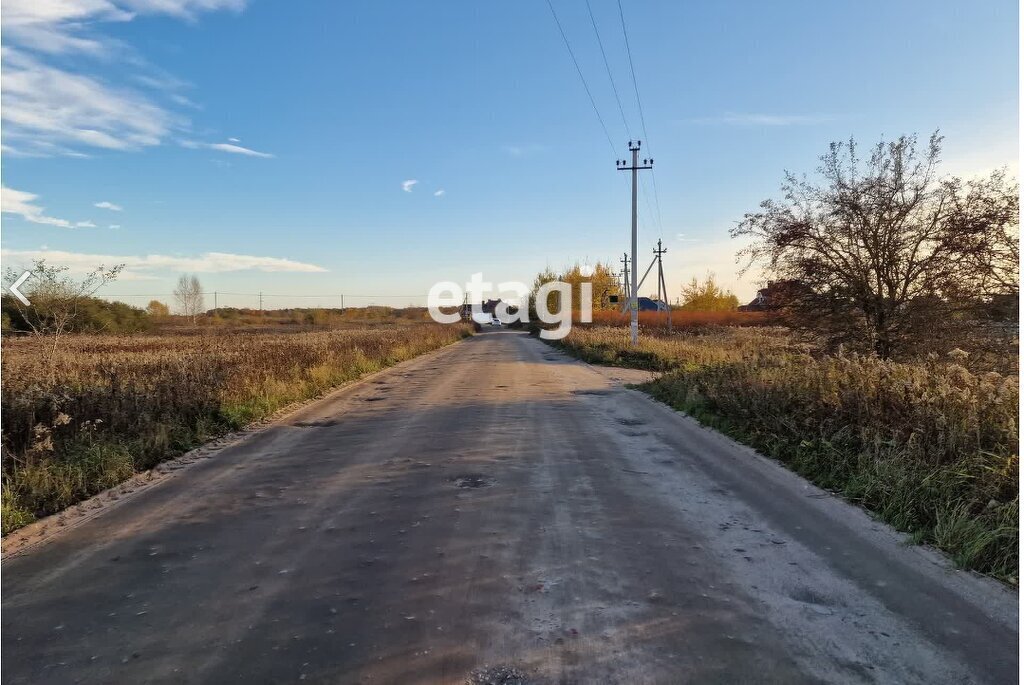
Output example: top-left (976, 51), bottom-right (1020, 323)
top-left (75, 220), bottom-right (97, 228)
top-left (402, 179), bottom-right (418, 193)
top-left (1, 185), bottom-right (75, 227)
top-left (109, 224), bottom-right (121, 229)
top-left (1, 1), bottom-right (246, 156)
top-left (434, 189), bottom-right (445, 197)
top-left (181, 140), bottom-right (274, 158)
top-left (2, 48), bottom-right (178, 156)
top-left (1, 248), bottom-right (328, 278)
top-left (683, 112), bottom-right (833, 127)
top-left (227, 137), bottom-right (240, 143)
top-left (94, 201), bottom-right (123, 211)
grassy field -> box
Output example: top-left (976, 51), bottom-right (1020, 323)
top-left (1, 323), bottom-right (470, 533)
top-left (551, 325), bottom-right (1019, 583)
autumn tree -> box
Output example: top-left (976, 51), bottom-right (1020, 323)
top-left (560, 262), bottom-right (622, 311)
top-left (146, 300), bottom-right (170, 318)
top-left (680, 273), bottom-right (739, 311)
top-left (174, 274), bottom-right (204, 324)
top-left (531, 262), bottom-right (623, 317)
top-left (733, 133), bottom-right (1019, 359)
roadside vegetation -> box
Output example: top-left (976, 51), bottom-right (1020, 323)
top-left (538, 134), bottom-right (1019, 582)
top-left (551, 325), bottom-right (1018, 583)
top-left (2, 323), bottom-right (470, 533)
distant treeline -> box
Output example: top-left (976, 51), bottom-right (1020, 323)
top-left (0, 295), bottom-right (438, 335)
top-left (1, 294), bottom-right (150, 334)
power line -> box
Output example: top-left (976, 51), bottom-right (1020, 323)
top-left (617, 0), bottom-right (664, 237)
top-left (585, 0), bottom-right (630, 136)
top-left (545, 0), bottom-right (617, 155)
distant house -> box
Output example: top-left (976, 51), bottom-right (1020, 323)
top-left (460, 299), bottom-right (503, 319)
top-left (637, 297), bottom-right (668, 312)
top-left (738, 280), bottom-right (801, 312)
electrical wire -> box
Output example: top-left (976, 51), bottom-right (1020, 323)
top-left (585, 0), bottom-right (630, 136)
top-left (545, 0), bottom-right (618, 156)
top-left (617, 0), bottom-right (664, 237)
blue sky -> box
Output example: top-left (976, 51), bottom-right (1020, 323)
top-left (1, 0), bottom-right (1018, 308)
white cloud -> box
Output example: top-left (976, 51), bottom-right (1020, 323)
top-left (434, 189), bottom-right (445, 197)
top-left (1, 1), bottom-right (246, 156)
top-left (207, 142), bottom-right (272, 158)
top-left (1, 185), bottom-right (73, 227)
top-left (1, 248), bottom-right (328, 277)
top-left (2, 48), bottom-right (177, 156)
top-left (181, 140), bottom-right (273, 158)
top-left (402, 179), bottom-right (418, 192)
top-left (75, 220), bottom-right (97, 227)
top-left (94, 200), bottom-right (123, 211)
top-left (108, 224), bottom-right (121, 229)
top-left (227, 137), bottom-right (240, 143)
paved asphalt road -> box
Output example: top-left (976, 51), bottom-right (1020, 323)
top-left (3, 330), bottom-right (1017, 684)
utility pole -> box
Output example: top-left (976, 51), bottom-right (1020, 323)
top-left (617, 141), bottom-right (653, 345)
top-left (340, 294), bottom-right (345, 310)
top-left (654, 239), bottom-right (672, 333)
top-left (214, 291), bottom-right (218, 311)
top-left (619, 252), bottom-right (631, 310)
top-left (259, 291), bottom-right (263, 315)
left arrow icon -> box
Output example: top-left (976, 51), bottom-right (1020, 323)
top-left (9, 271), bottom-right (31, 306)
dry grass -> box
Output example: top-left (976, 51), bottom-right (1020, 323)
top-left (589, 309), bottom-right (770, 329)
top-left (2, 323), bottom-right (470, 532)
top-left (552, 325), bottom-right (1019, 582)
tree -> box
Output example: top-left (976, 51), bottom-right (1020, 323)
top-left (174, 274), bottom-right (204, 324)
top-left (680, 273), bottom-right (739, 311)
top-left (560, 262), bottom-right (622, 311)
top-left (733, 133), bottom-right (1019, 359)
top-left (146, 300), bottom-right (170, 318)
top-left (3, 259), bottom-right (123, 355)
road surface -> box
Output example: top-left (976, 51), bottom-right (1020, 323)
top-left (3, 330), bottom-right (1017, 684)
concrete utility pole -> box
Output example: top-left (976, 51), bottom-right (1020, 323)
top-left (617, 141), bottom-right (653, 345)
top-left (214, 291), bottom-right (218, 311)
top-left (259, 291), bottom-right (263, 314)
top-left (619, 252), bottom-right (631, 311)
top-left (654, 239), bottom-right (672, 333)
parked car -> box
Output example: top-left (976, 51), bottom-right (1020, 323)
top-left (490, 317), bottom-right (502, 326)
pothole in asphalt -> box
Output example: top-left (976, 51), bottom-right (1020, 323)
top-left (450, 474), bottom-right (495, 489)
top-left (467, 665), bottom-right (537, 685)
top-left (617, 417), bottom-right (646, 426)
top-left (292, 419), bottom-right (337, 428)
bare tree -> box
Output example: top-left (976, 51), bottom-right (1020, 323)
top-left (733, 132), bottom-right (1019, 359)
top-left (174, 274), bottom-right (204, 324)
top-left (3, 259), bottom-right (123, 355)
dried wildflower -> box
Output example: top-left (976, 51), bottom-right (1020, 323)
top-left (947, 348), bottom-right (969, 362)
